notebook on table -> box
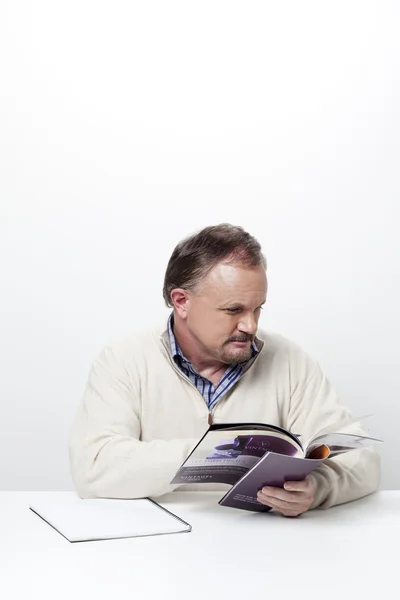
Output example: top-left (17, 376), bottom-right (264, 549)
top-left (29, 494), bottom-right (191, 542)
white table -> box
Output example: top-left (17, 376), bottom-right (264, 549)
top-left (1, 490), bottom-right (399, 600)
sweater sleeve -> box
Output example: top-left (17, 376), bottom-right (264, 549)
top-left (69, 345), bottom-right (197, 499)
top-left (285, 348), bottom-right (381, 509)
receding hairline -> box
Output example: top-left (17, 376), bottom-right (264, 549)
top-left (187, 256), bottom-right (268, 296)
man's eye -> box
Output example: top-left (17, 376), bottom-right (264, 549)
top-left (226, 308), bottom-right (241, 313)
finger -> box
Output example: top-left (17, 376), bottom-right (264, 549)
top-left (259, 497), bottom-right (310, 517)
top-left (258, 494), bottom-right (309, 512)
top-left (281, 509), bottom-right (304, 518)
top-left (260, 486), bottom-right (310, 504)
top-left (284, 479), bottom-right (313, 493)
top-left (257, 496), bottom-right (308, 517)
top-left (257, 493), bottom-right (273, 507)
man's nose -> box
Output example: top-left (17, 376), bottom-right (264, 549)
top-left (238, 314), bottom-right (258, 335)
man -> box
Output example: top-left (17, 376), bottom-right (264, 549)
top-left (69, 224), bottom-right (380, 517)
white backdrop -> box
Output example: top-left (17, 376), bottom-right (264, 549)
top-left (1, 1), bottom-right (399, 491)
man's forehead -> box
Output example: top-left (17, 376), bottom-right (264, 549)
top-left (205, 262), bottom-right (267, 285)
top-left (217, 294), bottom-right (267, 307)
top-left (198, 263), bottom-right (267, 300)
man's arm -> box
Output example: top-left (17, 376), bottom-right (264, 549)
top-left (69, 345), bottom-right (197, 499)
top-left (285, 350), bottom-right (380, 510)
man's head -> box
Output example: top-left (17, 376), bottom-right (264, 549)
top-left (163, 224), bottom-right (267, 365)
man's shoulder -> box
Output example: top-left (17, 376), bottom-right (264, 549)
top-left (120, 321), bottom-right (165, 347)
top-left (94, 321), bottom-right (167, 367)
top-left (256, 328), bottom-right (313, 364)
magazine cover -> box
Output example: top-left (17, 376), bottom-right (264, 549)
top-left (171, 427), bottom-right (302, 486)
top-left (219, 452), bottom-right (326, 512)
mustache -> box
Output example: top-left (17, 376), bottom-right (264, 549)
top-left (227, 335), bottom-right (254, 343)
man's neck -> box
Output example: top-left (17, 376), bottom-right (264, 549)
top-left (172, 317), bottom-right (227, 377)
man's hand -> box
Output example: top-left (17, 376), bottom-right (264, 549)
top-left (257, 475), bottom-right (316, 517)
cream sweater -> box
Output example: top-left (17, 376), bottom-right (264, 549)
top-left (69, 322), bottom-right (380, 509)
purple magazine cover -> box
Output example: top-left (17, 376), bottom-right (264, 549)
top-left (219, 452), bottom-right (324, 512)
top-left (171, 433), bottom-right (300, 486)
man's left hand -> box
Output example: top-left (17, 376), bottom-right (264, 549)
top-left (257, 475), bottom-right (316, 517)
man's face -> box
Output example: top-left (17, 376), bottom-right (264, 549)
top-left (184, 262), bottom-right (268, 364)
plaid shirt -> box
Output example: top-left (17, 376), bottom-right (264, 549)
top-left (167, 313), bottom-right (259, 411)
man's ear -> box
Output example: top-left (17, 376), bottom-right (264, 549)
top-left (170, 288), bottom-right (190, 320)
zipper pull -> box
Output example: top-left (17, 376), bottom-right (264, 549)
top-left (208, 413), bottom-right (213, 425)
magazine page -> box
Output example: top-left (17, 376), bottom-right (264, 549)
top-left (306, 432), bottom-right (383, 458)
top-left (209, 422), bottom-right (304, 448)
top-left (171, 428), bottom-right (303, 486)
top-left (219, 452), bottom-right (325, 512)
top-left (304, 414), bottom-right (372, 449)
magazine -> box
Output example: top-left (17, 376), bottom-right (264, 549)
top-left (171, 416), bottom-right (382, 512)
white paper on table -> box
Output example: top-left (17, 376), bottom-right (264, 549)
top-left (29, 495), bottom-right (191, 542)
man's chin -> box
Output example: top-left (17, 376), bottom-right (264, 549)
top-left (220, 346), bottom-right (253, 365)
